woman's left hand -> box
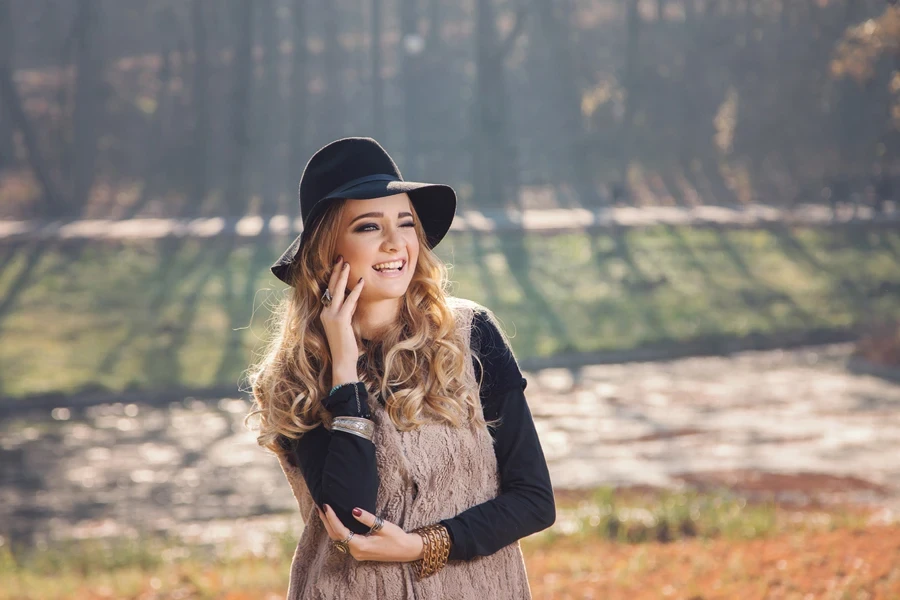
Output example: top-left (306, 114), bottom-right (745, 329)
top-left (317, 504), bottom-right (424, 563)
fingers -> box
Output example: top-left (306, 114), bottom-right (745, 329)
top-left (326, 259), bottom-right (351, 312)
top-left (326, 256), bottom-right (343, 297)
top-left (324, 504), bottom-right (350, 539)
top-left (317, 505), bottom-right (337, 540)
top-left (341, 277), bottom-right (364, 316)
top-left (351, 506), bottom-right (376, 529)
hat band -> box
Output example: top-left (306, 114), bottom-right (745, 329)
top-left (325, 174), bottom-right (401, 199)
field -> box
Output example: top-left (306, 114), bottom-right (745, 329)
top-left (1, 226), bottom-right (899, 399)
top-left (1, 487), bottom-right (897, 600)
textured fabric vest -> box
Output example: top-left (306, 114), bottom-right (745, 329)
top-left (274, 298), bottom-right (532, 599)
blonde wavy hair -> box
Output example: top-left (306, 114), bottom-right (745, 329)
top-left (244, 198), bottom-right (485, 454)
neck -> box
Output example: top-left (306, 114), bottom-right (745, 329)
top-left (355, 297), bottom-right (402, 341)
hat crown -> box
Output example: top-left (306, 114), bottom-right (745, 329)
top-left (299, 137), bottom-right (402, 223)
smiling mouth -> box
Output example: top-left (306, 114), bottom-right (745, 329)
top-left (371, 259), bottom-right (407, 273)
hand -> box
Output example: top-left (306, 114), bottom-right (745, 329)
top-left (319, 256), bottom-right (365, 383)
top-left (317, 504), bottom-right (424, 563)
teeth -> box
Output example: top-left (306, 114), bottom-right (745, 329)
top-left (373, 260), bottom-right (404, 271)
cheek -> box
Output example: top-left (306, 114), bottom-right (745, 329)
top-left (407, 235), bottom-right (420, 256)
top-left (335, 242), bottom-right (369, 269)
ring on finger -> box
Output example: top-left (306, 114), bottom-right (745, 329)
top-left (321, 288), bottom-right (333, 306)
top-left (368, 516), bottom-right (384, 535)
top-left (333, 531), bottom-right (354, 553)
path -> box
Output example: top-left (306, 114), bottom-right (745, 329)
top-left (1, 343), bottom-right (898, 554)
top-left (0, 204), bottom-right (898, 243)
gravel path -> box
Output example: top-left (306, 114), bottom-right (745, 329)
top-left (1, 344), bottom-right (898, 552)
top-left (0, 204), bottom-right (897, 243)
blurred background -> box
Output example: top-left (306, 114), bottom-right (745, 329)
top-left (1, 0), bottom-right (899, 598)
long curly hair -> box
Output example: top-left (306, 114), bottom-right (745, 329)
top-left (244, 198), bottom-right (485, 454)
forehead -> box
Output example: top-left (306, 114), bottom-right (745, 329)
top-left (341, 193), bottom-right (412, 221)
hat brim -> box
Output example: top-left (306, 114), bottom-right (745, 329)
top-left (270, 180), bottom-right (457, 285)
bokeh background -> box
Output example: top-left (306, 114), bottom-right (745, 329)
top-left (1, 1), bottom-right (899, 598)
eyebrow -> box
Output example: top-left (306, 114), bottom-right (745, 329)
top-left (348, 211), bottom-right (414, 226)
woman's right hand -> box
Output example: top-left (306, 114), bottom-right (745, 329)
top-left (319, 256), bottom-right (365, 385)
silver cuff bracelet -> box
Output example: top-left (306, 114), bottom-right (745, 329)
top-left (332, 416), bottom-right (375, 441)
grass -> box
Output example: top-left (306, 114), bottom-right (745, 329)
top-left (0, 487), bottom-right (890, 600)
top-left (0, 227), bottom-right (899, 398)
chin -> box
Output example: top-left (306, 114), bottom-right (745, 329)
top-left (365, 280), bottom-right (412, 301)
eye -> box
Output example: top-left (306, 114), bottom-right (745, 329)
top-left (354, 221), bottom-right (416, 232)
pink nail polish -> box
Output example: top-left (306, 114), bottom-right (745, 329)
top-left (352, 508), bottom-right (362, 517)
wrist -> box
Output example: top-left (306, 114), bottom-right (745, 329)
top-left (331, 369), bottom-right (358, 387)
top-left (409, 524), bottom-right (450, 578)
top-left (407, 531), bottom-right (425, 561)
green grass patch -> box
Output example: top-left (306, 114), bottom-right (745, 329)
top-left (0, 487), bottom-right (872, 600)
top-left (0, 227), bottom-right (898, 398)
top-left (530, 486), bottom-right (869, 549)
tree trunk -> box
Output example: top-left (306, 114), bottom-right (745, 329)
top-left (0, 72), bottom-right (12, 170)
top-left (259, 1), bottom-right (280, 214)
top-left (428, 0), bottom-right (442, 47)
top-left (531, 0), bottom-right (601, 206)
top-left (321, 0), bottom-right (345, 142)
top-left (226, 0), bottom-right (253, 215)
top-left (621, 0), bottom-right (641, 182)
top-left (371, 0), bottom-right (385, 141)
top-left (400, 0), bottom-right (421, 177)
top-left (191, 0), bottom-right (210, 210)
top-left (71, 0), bottom-right (103, 215)
top-left (472, 0), bottom-right (519, 210)
top-left (288, 0), bottom-right (308, 215)
top-left (0, 0), bottom-right (63, 214)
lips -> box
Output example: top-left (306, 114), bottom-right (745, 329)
top-left (372, 259), bottom-right (407, 272)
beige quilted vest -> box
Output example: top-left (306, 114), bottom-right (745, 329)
top-left (274, 299), bottom-right (532, 599)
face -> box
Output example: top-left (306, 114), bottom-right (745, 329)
top-left (332, 193), bottom-right (420, 303)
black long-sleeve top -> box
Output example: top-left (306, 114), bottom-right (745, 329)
top-left (279, 308), bottom-right (556, 561)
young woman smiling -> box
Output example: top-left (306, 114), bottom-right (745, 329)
top-left (246, 137), bottom-right (555, 599)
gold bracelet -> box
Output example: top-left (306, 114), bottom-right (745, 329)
top-left (411, 524), bottom-right (450, 579)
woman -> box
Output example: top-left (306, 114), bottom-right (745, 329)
top-left (247, 137), bottom-right (555, 599)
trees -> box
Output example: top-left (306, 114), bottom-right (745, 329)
top-left (0, 0), bottom-right (896, 219)
top-left (0, 0), bottom-right (64, 215)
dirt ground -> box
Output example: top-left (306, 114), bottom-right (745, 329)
top-left (524, 523), bottom-right (900, 600)
top-left (1, 343), bottom-right (899, 552)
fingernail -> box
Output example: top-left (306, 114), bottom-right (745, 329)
top-left (343, 262), bottom-right (349, 270)
top-left (352, 508), bottom-right (362, 517)
top-left (358, 277), bottom-right (363, 283)
top-left (334, 256), bottom-right (342, 264)
top-left (324, 504), bottom-right (331, 512)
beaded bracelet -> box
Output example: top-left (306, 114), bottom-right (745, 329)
top-left (328, 381), bottom-right (366, 419)
top-left (329, 382), bottom-right (357, 396)
top-left (411, 524), bottom-right (451, 579)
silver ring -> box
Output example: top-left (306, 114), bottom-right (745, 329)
top-left (368, 516), bottom-right (384, 535)
top-left (321, 288), bottom-right (333, 307)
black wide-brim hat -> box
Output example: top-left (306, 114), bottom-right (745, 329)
top-left (271, 137), bottom-right (457, 285)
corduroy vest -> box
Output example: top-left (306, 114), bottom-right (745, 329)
top-left (274, 299), bottom-right (532, 599)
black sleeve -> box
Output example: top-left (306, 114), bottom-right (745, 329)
top-left (439, 309), bottom-right (556, 560)
top-left (282, 382), bottom-right (378, 535)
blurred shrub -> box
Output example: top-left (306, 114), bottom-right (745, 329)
top-left (855, 319), bottom-right (900, 367)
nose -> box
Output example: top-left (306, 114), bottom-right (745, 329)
top-left (381, 224), bottom-right (401, 252)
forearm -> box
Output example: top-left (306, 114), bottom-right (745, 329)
top-left (440, 476), bottom-right (555, 560)
top-left (440, 382), bottom-right (556, 561)
top-left (294, 382), bottom-right (380, 535)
